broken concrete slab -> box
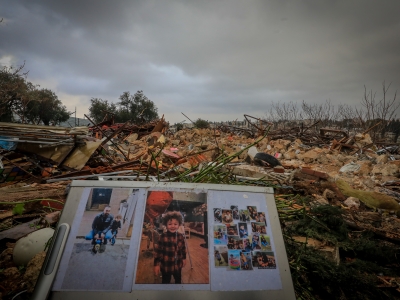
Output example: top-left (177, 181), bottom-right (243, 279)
top-left (343, 197), bottom-right (361, 209)
top-left (340, 162), bottom-right (361, 173)
top-left (371, 163), bottom-right (400, 177)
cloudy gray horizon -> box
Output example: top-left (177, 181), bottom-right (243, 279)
top-left (1, 0), bottom-right (399, 124)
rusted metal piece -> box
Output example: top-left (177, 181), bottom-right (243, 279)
top-left (46, 170), bottom-right (134, 183)
top-left (181, 112), bottom-right (196, 125)
top-left (84, 114), bottom-right (129, 161)
top-left (100, 120), bottom-right (130, 147)
top-left (349, 143), bottom-right (374, 155)
top-left (217, 124), bottom-right (255, 137)
top-left (89, 119), bottom-right (167, 140)
top-left (362, 121), bottom-right (382, 135)
top-left (319, 128), bottom-right (349, 139)
top-left (1, 154), bottom-right (42, 183)
top-left (244, 114), bottom-right (273, 136)
top-left (45, 159), bottom-right (144, 183)
top-left (301, 120), bottom-right (321, 134)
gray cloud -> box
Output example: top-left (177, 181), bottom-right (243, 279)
top-left (1, 0), bottom-right (399, 123)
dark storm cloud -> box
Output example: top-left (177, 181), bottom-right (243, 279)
top-left (1, 0), bottom-right (399, 122)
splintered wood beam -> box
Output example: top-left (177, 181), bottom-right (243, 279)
top-left (84, 114), bottom-right (129, 161)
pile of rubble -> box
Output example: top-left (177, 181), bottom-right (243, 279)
top-left (0, 116), bottom-right (399, 298)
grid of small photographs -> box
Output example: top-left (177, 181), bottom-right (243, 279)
top-left (213, 206), bottom-right (276, 270)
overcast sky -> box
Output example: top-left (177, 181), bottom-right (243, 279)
top-left (1, 0), bottom-right (399, 124)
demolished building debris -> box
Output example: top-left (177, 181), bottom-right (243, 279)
top-left (0, 115), bottom-right (399, 299)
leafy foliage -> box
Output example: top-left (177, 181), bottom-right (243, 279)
top-left (288, 205), bottom-right (349, 244)
top-left (175, 123), bottom-right (184, 131)
top-left (117, 90), bottom-right (158, 123)
top-left (25, 89), bottom-right (70, 125)
top-left (283, 203), bottom-right (400, 300)
top-left (0, 64), bottom-right (32, 122)
top-left (88, 91), bottom-right (159, 124)
top-left (0, 63), bottom-right (70, 125)
top-left (88, 98), bottom-right (118, 123)
top-left (194, 118), bottom-right (209, 129)
top-left (287, 244), bottom-right (392, 300)
top-left (12, 203), bottom-right (25, 215)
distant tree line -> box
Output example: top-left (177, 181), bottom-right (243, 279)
top-left (0, 63), bottom-right (160, 127)
top-left (0, 63), bottom-right (70, 125)
top-left (265, 81), bottom-right (400, 141)
top-left (88, 90), bottom-right (159, 124)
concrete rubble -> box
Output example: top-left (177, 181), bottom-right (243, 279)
top-left (0, 115), bottom-right (399, 298)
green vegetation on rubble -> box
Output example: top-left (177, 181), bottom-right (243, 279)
top-left (336, 179), bottom-right (400, 215)
top-left (3, 126), bottom-right (400, 300)
top-left (150, 129), bottom-right (399, 299)
top-left (284, 204), bottom-right (400, 299)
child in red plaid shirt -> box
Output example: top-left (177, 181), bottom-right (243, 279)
top-left (154, 211), bottom-right (187, 284)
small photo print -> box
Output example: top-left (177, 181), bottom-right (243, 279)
top-left (227, 236), bottom-right (242, 250)
top-left (240, 251), bottom-right (253, 270)
top-left (250, 234), bottom-right (261, 250)
top-left (228, 250), bottom-right (241, 270)
top-left (238, 222), bottom-right (249, 238)
top-left (222, 209), bottom-right (234, 224)
top-left (251, 222), bottom-right (267, 234)
top-left (214, 245), bottom-right (228, 267)
top-left (243, 237), bottom-right (253, 252)
top-left (252, 251), bottom-right (277, 269)
top-left (231, 205), bottom-right (239, 220)
top-left (247, 206), bottom-right (258, 220)
top-left (214, 225), bottom-right (227, 245)
top-left (226, 223), bottom-right (238, 236)
top-left (256, 212), bottom-right (266, 224)
top-left (260, 234), bottom-right (272, 251)
top-left (214, 208), bottom-right (222, 223)
top-left (239, 209), bottom-right (250, 222)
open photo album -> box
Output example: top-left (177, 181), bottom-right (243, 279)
top-left (34, 181), bottom-right (295, 300)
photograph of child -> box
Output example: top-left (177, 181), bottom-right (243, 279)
top-left (256, 212), bottom-right (266, 224)
top-left (236, 237), bottom-right (244, 250)
top-left (260, 235), bottom-right (271, 251)
top-left (227, 236), bottom-right (235, 249)
top-left (243, 238), bottom-right (252, 252)
top-left (110, 214), bottom-right (122, 246)
top-left (214, 245), bottom-right (228, 267)
top-left (231, 205), bottom-right (239, 220)
top-left (227, 236), bottom-right (243, 250)
top-left (250, 234), bottom-right (261, 250)
top-left (240, 251), bottom-right (253, 270)
top-left (214, 208), bottom-right (222, 223)
top-left (238, 223), bottom-right (248, 238)
top-left (226, 223), bottom-right (238, 236)
top-left (252, 251), bottom-right (277, 269)
top-left (251, 222), bottom-right (267, 234)
top-left (222, 209), bottom-right (233, 224)
top-left (239, 209), bottom-right (250, 222)
top-left (228, 250), bottom-right (241, 270)
top-left (214, 225), bottom-right (227, 245)
top-left (247, 206), bottom-right (258, 220)
top-left (153, 211), bottom-right (187, 284)
top-left (135, 190), bottom-right (209, 284)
